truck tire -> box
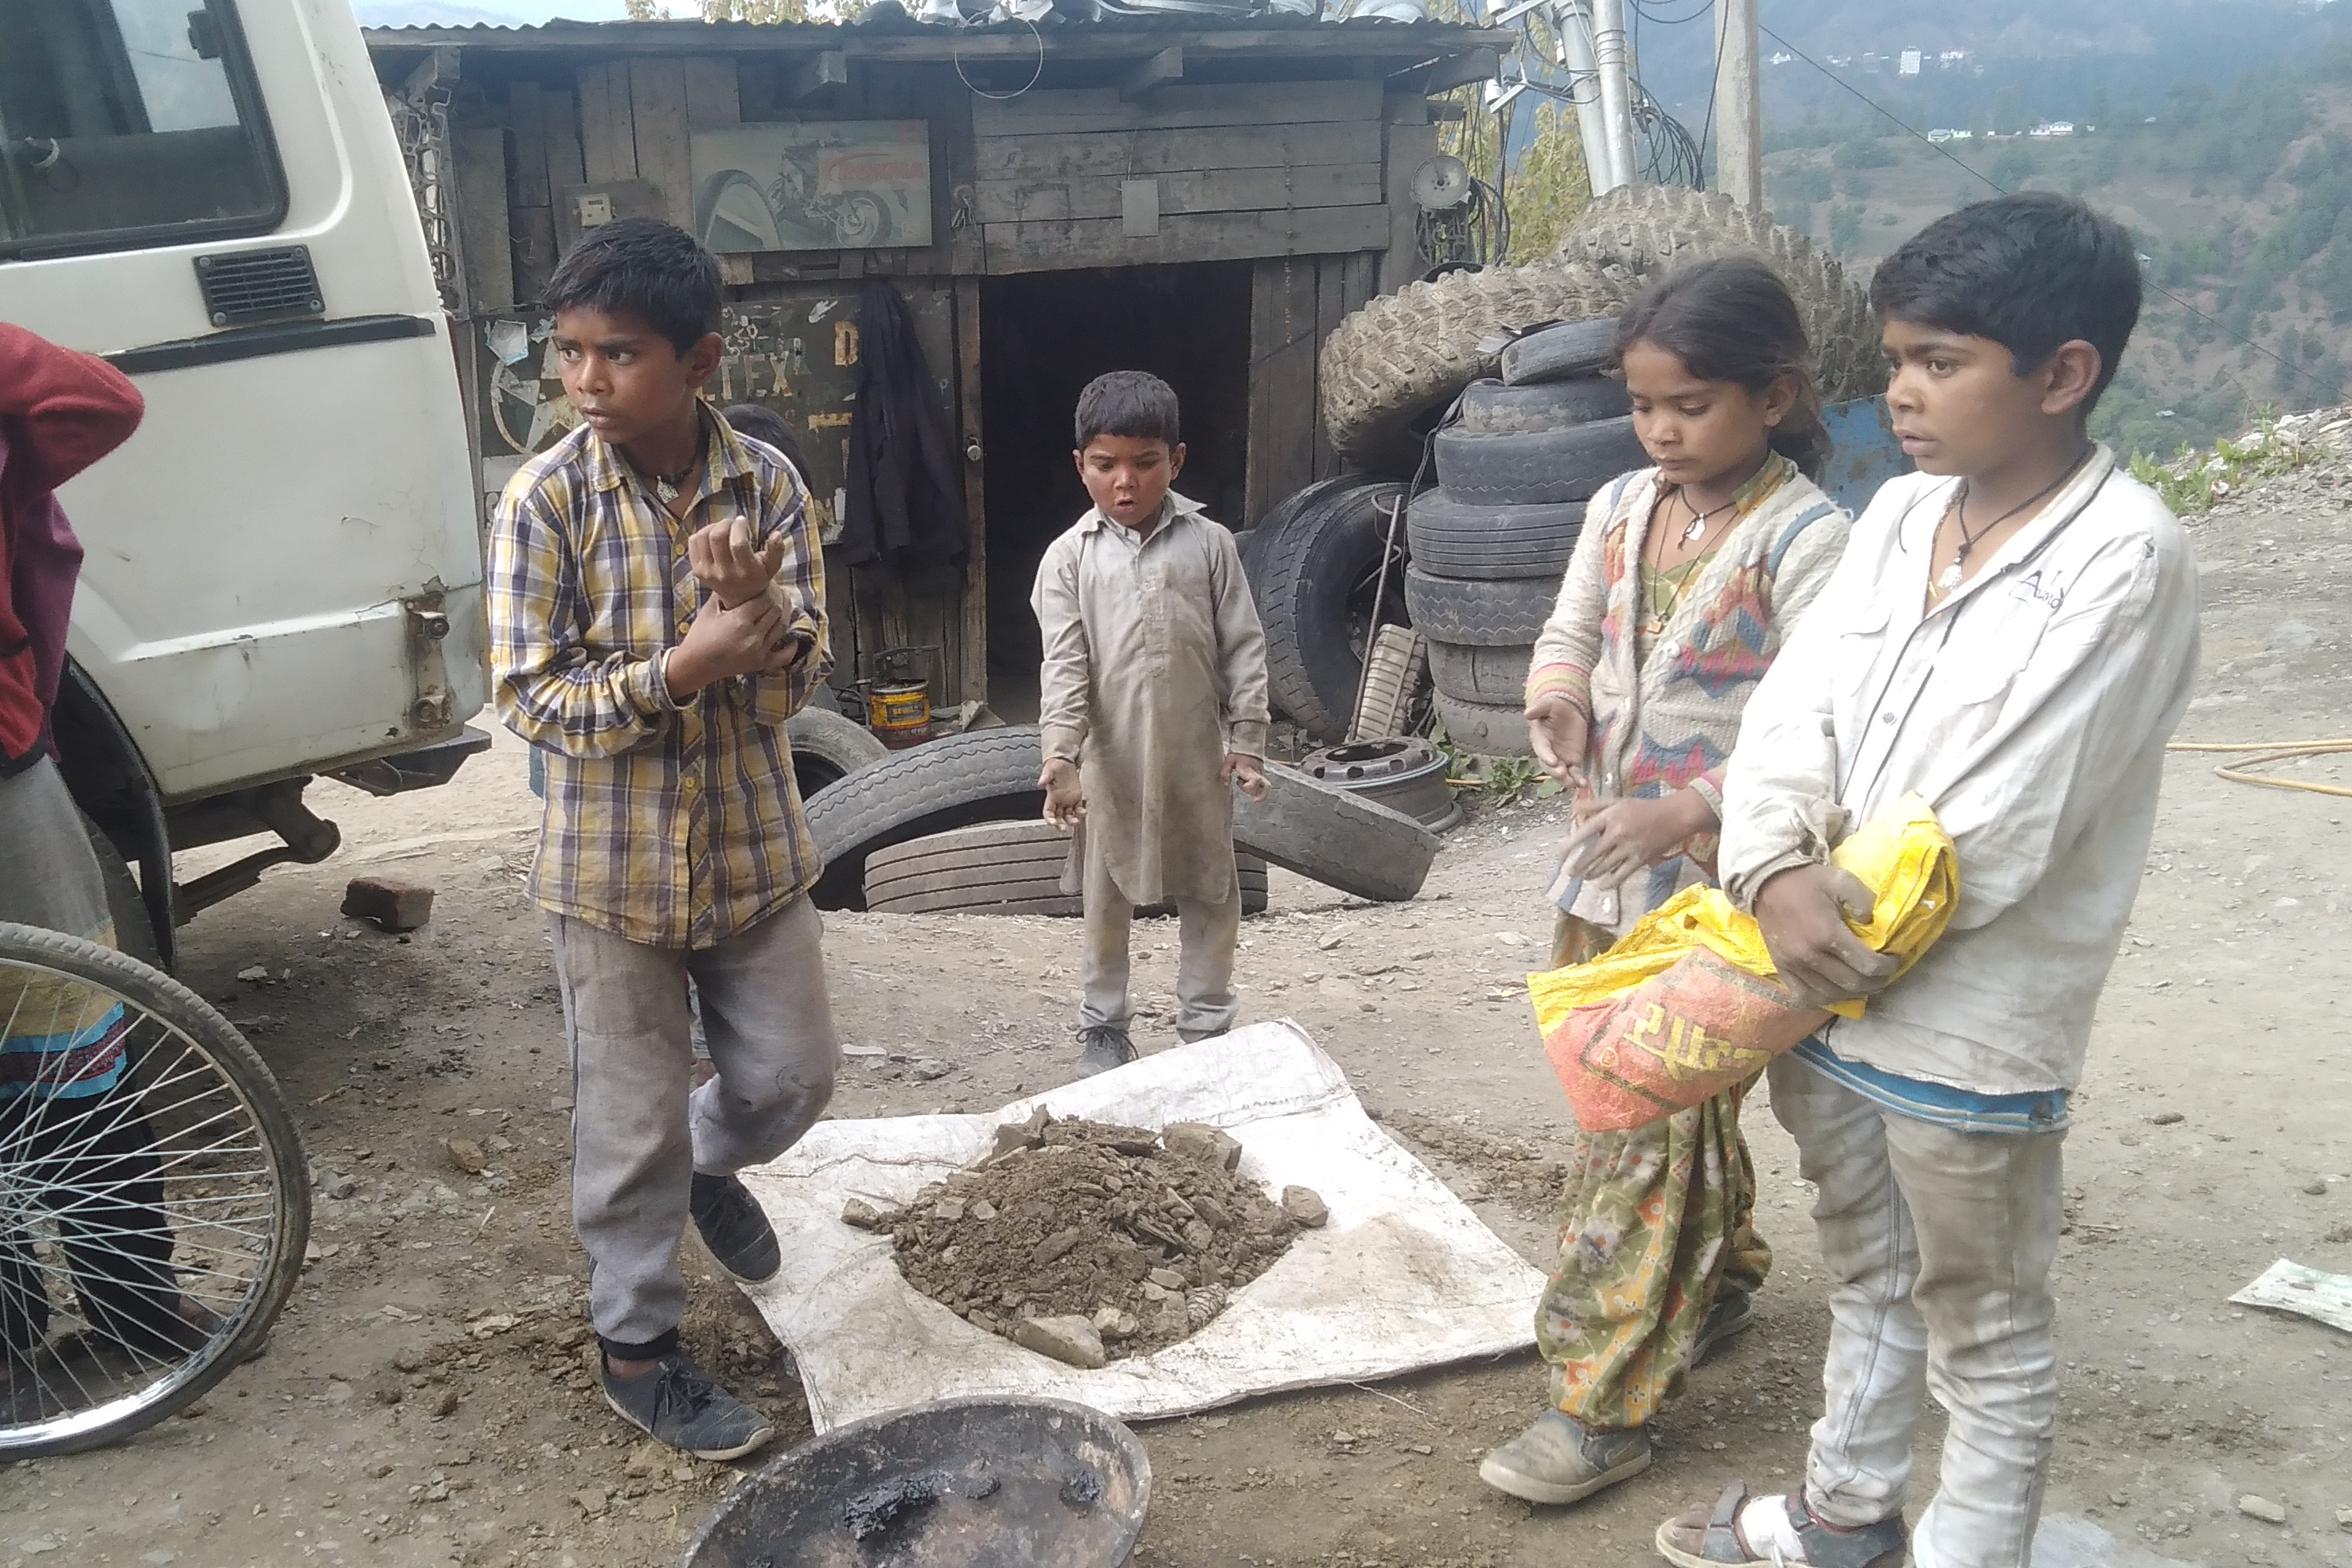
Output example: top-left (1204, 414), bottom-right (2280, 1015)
top-left (1458, 374), bottom-right (1629, 434)
top-left (1426, 641), bottom-right (1535, 705)
top-left (1405, 491), bottom-right (1585, 581)
top-left (1318, 258), bottom-right (1644, 474)
top-left (1434, 692), bottom-right (1535, 759)
top-left (1433, 418), bottom-right (1650, 507)
top-left (1232, 764), bottom-right (1441, 903)
top-left (1553, 183), bottom-right (1885, 405)
top-left (1297, 737), bottom-right (1460, 832)
top-left (802, 727), bottom-right (1047, 910)
top-left (1401, 566), bottom-right (1558, 647)
top-left (1253, 479), bottom-right (1411, 743)
top-left (786, 705), bottom-right (888, 798)
top-left (81, 810), bottom-right (164, 969)
top-left (863, 821), bottom-right (1268, 917)
top-left (1498, 319), bottom-right (1619, 387)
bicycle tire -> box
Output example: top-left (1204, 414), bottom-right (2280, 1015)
top-left (0, 922), bottom-right (309, 1458)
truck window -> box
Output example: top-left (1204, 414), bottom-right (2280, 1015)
top-left (0, 0), bottom-right (286, 260)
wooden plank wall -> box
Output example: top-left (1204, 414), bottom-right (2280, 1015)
top-left (1244, 252), bottom-right (1379, 523)
top-left (971, 81), bottom-right (1389, 275)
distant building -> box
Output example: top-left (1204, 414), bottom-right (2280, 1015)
top-left (1928, 128), bottom-right (1956, 142)
top-left (2029, 121), bottom-right (2076, 138)
top-left (1900, 49), bottom-right (1922, 76)
top-left (1769, 50), bottom-right (1794, 64)
top-left (1939, 48), bottom-right (1968, 64)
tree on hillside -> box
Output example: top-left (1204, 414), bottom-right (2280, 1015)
top-left (1995, 88), bottom-right (2023, 136)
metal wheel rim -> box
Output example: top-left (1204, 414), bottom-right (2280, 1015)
top-left (1, 950), bottom-right (296, 1453)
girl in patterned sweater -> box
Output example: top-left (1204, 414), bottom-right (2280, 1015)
top-left (1480, 257), bottom-right (1854, 1509)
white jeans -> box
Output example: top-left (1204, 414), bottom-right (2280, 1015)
top-left (1078, 840), bottom-right (1240, 1041)
top-left (1767, 1055), bottom-right (2066, 1568)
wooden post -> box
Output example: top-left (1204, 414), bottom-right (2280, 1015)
top-left (1712, 0), bottom-right (1762, 209)
top-left (952, 278), bottom-right (988, 707)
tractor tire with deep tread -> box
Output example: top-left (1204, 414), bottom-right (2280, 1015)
top-left (1251, 479), bottom-right (1411, 743)
top-left (1553, 183), bottom-right (1885, 406)
top-left (1426, 641), bottom-right (1536, 705)
top-left (1498, 319), bottom-right (1619, 387)
top-left (1434, 692), bottom-right (1535, 759)
top-left (802, 727), bottom-right (1047, 909)
top-left (862, 821), bottom-right (1268, 918)
top-left (1317, 259), bottom-right (1644, 474)
top-left (1405, 491), bottom-right (1585, 581)
top-left (785, 705), bottom-right (889, 800)
top-left (1232, 764), bottom-right (1441, 903)
top-left (1433, 418), bottom-right (1649, 507)
top-left (1457, 375), bottom-right (1630, 434)
top-left (1401, 567), bottom-right (1558, 647)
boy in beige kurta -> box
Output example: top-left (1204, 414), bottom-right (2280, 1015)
top-left (1031, 372), bottom-right (1271, 1078)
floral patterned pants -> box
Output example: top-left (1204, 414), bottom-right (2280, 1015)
top-left (1535, 914), bottom-right (1772, 1430)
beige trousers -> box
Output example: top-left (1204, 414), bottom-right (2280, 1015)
top-left (1077, 837), bottom-right (1240, 1042)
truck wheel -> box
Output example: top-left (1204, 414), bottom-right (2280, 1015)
top-left (1553, 183), bottom-right (1885, 404)
top-left (1400, 566), bottom-right (1558, 647)
top-left (863, 821), bottom-right (1268, 916)
top-left (786, 705), bottom-right (888, 799)
top-left (1426, 641), bottom-right (1535, 705)
top-left (1405, 491), bottom-right (1585, 581)
top-left (1253, 480), bottom-right (1411, 743)
top-left (1318, 259), bottom-right (1644, 474)
top-left (1231, 764), bottom-right (1441, 903)
top-left (802, 727), bottom-right (1046, 910)
top-left (81, 811), bottom-right (164, 969)
top-left (1434, 692), bottom-right (1535, 759)
top-left (1297, 737), bottom-right (1460, 831)
top-left (1433, 418), bottom-right (1650, 507)
top-left (1497, 319), bottom-right (1620, 387)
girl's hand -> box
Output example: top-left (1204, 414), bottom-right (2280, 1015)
top-left (1558, 788), bottom-right (1716, 885)
top-left (1525, 694), bottom-right (1590, 788)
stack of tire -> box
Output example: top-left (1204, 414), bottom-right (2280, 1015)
top-left (1403, 318), bottom-right (1644, 758)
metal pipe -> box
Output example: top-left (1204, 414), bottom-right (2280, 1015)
top-left (1551, 2), bottom-right (1618, 197)
top-left (1589, 0), bottom-right (1636, 190)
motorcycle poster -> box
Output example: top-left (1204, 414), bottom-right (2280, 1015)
top-left (690, 120), bottom-right (933, 253)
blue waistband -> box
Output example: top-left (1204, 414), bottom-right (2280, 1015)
top-left (1790, 1036), bottom-right (2069, 1135)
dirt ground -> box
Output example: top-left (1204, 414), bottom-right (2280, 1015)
top-left (7, 453), bottom-right (2352, 1568)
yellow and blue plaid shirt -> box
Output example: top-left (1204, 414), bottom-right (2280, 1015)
top-left (487, 407), bottom-right (831, 950)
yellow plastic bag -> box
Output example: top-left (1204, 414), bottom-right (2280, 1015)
top-left (1527, 794), bottom-right (1959, 1130)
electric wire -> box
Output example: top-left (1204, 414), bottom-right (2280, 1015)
top-left (1757, 20), bottom-right (2349, 407)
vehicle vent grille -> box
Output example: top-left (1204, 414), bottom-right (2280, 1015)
top-left (193, 247), bottom-right (325, 328)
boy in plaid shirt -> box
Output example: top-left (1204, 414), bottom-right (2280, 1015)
top-left (488, 220), bottom-right (837, 1461)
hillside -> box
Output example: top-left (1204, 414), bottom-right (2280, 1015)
top-left (1755, 43), bottom-right (2352, 458)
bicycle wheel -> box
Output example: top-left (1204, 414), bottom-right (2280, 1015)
top-left (0, 922), bottom-right (309, 1457)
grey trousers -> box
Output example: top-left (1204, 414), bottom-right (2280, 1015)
top-left (548, 895), bottom-right (838, 1354)
top-left (1768, 1055), bottom-right (2066, 1568)
top-left (1078, 840), bottom-right (1240, 1042)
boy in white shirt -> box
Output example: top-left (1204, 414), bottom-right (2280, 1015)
top-left (1653, 193), bottom-right (2200, 1568)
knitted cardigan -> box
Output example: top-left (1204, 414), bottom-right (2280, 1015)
top-left (1526, 454), bottom-right (1851, 934)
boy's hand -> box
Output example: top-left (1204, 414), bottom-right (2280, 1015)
top-left (688, 513), bottom-right (786, 610)
top-left (1223, 753), bottom-right (1270, 802)
top-left (1039, 758), bottom-right (1086, 831)
top-left (1526, 694), bottom-right (1590, 790)
top-left (665, 592), bottom-right (792, 700)
top-left (1753, 862), bottom-right (1901, 1008)
top-left (1558, 789), bottom-right (1713, 885)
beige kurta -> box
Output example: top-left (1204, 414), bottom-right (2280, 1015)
top-left (1031, 493), bottom-right (1271, 907)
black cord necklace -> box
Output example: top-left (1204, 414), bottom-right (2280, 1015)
top-left (1932, 446), bottom-right (2093, 601)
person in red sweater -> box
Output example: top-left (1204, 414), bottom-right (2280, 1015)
top-left (0, 326), bottom-right (224, 1406)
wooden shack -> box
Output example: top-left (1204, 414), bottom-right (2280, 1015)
top-left (365, 13), bottom-right (1509, 712)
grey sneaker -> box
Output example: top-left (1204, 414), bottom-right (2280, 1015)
top-left (690, 1172), bottom-right (781, 1283)
top-left (602, 1352), bottom-right (776, 1461)
top-left (1075, 1025), bottom-right (1137, 1077)
top-left (1695, 1289), bottom-right (1756, 1364)
top-left (1477, 1410), bottom-right (1652, 1505)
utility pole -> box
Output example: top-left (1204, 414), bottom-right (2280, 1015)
top-left (1589, 0), bottom-right (1637, 192)
top-left (1713, 0), bottom-right (1761, 208)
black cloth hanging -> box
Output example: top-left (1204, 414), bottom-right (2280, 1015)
top-left (838, 280), bottom-right (967, 574)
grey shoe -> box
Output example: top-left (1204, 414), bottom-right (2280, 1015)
top-left (1075, 1025), bottom-right (1137, 1077)
top-left (1695, 1289), bottom-right (1756, 1364)
top-left (1477, 1410), bottom-right (1652, 1505)
top-left (690, 1172), bottom-right (782, 1283)
top-left (602, 1352), bottom-right (776, 1461)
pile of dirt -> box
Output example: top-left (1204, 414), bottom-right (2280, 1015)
top-left (859, 1114), bottom-right (1319, 1363)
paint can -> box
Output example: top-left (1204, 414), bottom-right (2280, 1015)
top-left (864, 647), bottom-right (937, 748)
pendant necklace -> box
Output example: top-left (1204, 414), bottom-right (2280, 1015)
top-left (1642, 490), bottom-right (1738, 637)
top-left (1931, 447), bottom-right (2092, 602)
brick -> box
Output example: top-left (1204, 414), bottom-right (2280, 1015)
top-left (342, 876), bottom-right (435, 931)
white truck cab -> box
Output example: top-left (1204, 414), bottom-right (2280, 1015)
top-left (1, 0), bottom-right (487, 965)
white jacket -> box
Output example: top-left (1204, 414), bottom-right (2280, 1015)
top-left (1718, 446), bottom-right (2200, 1094)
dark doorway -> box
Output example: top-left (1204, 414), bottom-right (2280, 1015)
top-left (979, 262), bottom-right (1254, 709)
